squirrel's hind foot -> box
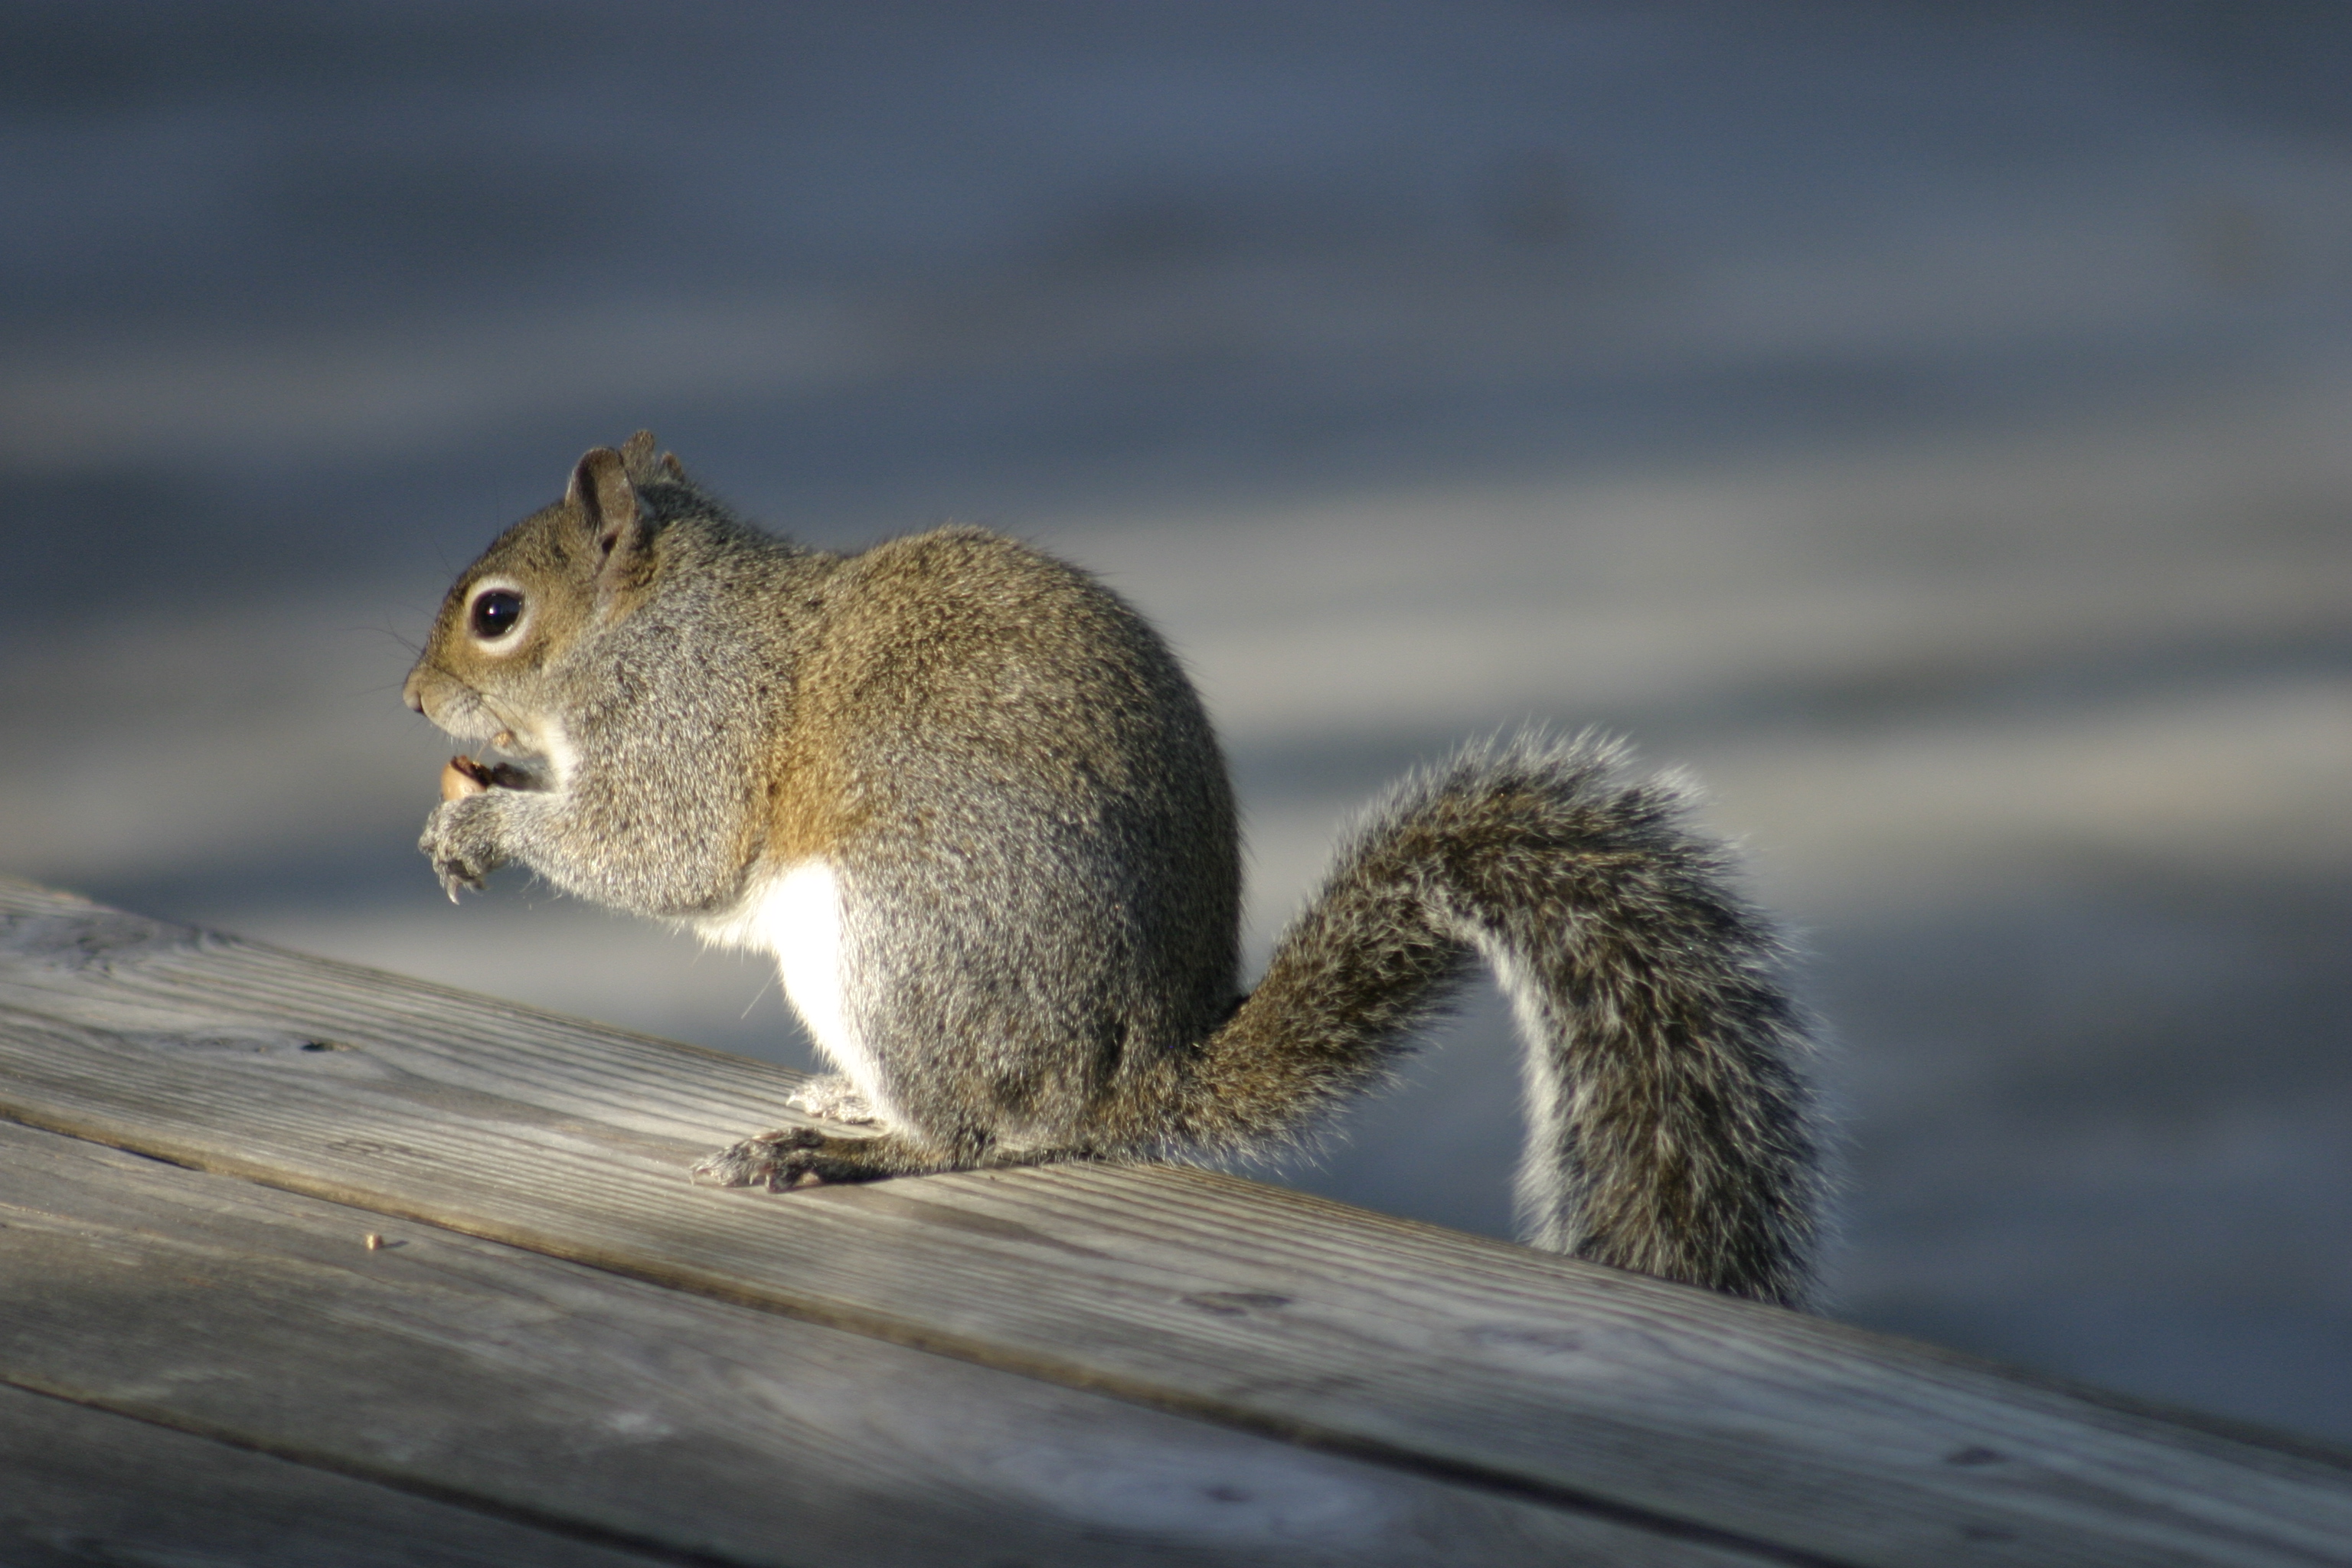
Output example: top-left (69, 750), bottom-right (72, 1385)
top-left (691, 1126), bottom-right (911, 1191)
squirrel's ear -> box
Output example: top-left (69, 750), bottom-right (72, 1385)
top-left (618, 429), bottom-right (664, 485)
top-left (566, 446), bottom-right (652, 588)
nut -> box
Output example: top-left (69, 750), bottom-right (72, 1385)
top-left (441, 756), bottom-right (490, 802)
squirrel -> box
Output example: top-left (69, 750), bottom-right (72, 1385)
top-left (403, 433), bottom-right (1823, 1305)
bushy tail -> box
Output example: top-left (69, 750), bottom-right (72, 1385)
top-left (1178, 733), bottom-right (1822, 1305)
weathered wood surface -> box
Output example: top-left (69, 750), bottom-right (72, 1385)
top-left (2, 879), bottom-right (2349, 1568)
top-left (0, 1379), bottom-right (670, 1568)
top-left (0, 1116), bottom-right (1713, 1567)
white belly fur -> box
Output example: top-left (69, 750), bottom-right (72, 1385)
top-left (699, 860), bottom-right (893, 1124)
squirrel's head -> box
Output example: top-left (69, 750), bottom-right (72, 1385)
top-left (403, 431), bottom-right (682, 749)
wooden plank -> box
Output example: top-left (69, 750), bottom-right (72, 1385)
top-left (0, 1380), bottom-right (672, 1568)
top-left (2, 880), bottom-right (2348, 1568)
top-left (0, 1117), bottom-right (1740, 1568)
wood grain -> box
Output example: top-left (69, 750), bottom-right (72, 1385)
top-left (0, 1380), bottom-right (672, 1568)
top-left (0, 1117), bottom-right (1740, 1568)
top-left (2, 880), bottom-right (2348, 1568)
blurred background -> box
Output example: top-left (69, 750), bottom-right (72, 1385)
top-left (2, 1), bottom-right (2347, 1442)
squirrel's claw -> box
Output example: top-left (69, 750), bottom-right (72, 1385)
top-left (420, 794), bottom-right (505, 903)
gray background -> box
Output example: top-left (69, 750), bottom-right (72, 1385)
top-left (3, 2), bottom-right (2347, 1443)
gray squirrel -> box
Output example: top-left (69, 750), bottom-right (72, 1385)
top-left (404, 433), bottom-right (1823, 1305)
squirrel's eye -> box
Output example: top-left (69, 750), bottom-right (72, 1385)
top-left (469, 589), bottom-right (524, 639)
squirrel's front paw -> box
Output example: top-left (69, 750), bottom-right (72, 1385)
top-left (691, 1127), bottom-right (882, 1191)
top-left (418, 795), bottom-right (509, 901)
